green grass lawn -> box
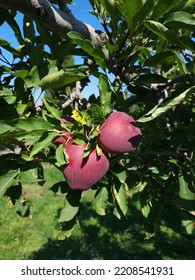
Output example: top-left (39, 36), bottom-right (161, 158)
top-left (0, 180), bottom-right (195, 260)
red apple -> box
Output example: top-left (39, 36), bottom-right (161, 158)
top-left (98, 111), bottom-right (141, 154)
top-left (62, 141), bottom-right (110, 190)
top-left (53, 116), bottom-right (74, 145)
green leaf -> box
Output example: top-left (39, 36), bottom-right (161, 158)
top-left (175, 52), bottom-right (188, 74)
top-left (84, 104), bottom-right (104, 125)
top-left (139, 187), bottom-right (159, 239)
top-left (53, 39), bottom-right (75, 59)
top-left (100, 0), bottom-right (121, 32)
top-left (16, 102), bottom-right (31, 115)
top-left (29, 61), bottom-right (57, 88)
top-left (144, 20), bottom-right (195, 52)
top-left (99, 74), bottom-right (112, 116)
top-left (135, 74), bottom-right (168, 84)
top-left (178, 174), bottom-right (195, 211)
top-left (94, 186), bottom-right (109, 215)
top-left (82, 142), bottom-right (95, 159)
top-left (42, 97), bottom-right (61, 120)
top-left (6, 13), bottom-right (24, 45)
top-left (20, 167), bottom-right (39, 184)
top-left (17, 117), bottom-right (53, 132)
top-left (23, 16), bottom-right (36, 42)
top-left (110, 164), bottom-right (127, 184)
top-left (59, 190), bottom-right (81, 222)
top-left (0, 170), bottom-right (19, 199)
top-left (180, 210), bottom-right (195, 236)
top-left (151, 0), bottom-right (182, 21)
top-left (0, 87), bottom-right (16, 104)
top-left (55, 144), bottom-right (69, 167)
top-left (30, 131), bottom-right (59, 158)
top-left (164, 11), bottom-right (195, 31)
top-left (144, 51), bottom-right (175, 66)
top-left (68, 31), bottom-right (106, 69)
top-left (138, 86), bottom-right (195, 122)
top-left (39, 69), bottom-right (86, 89)
top-left (115, 0), bottom-right (146, 30)
top-left (115, 0), bottom-right (157, 32)
top-left (0, 121), bottom-right (13, 134)
top-left (54, 217), bottom-right (77, 240)
top-left (0, 38), bottom-right (20, 56)
top-left (113, 183), bottom-right (128, 217)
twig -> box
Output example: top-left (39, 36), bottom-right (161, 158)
top-left (101, 18), bottom-right (112, 43)
top-left (61, 81), bottom-right (88, 109)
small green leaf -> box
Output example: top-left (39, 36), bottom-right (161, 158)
top-left (68, 31), bottom-right (106, 69)
top-left (20, 167), bottom-right (38, 184)
top-left (175, 52), bottom-right (188, 74)
top-left (111, 165), bottom-right (127, 184)
top-left (0, 87), bottom-right (16, 104)
top-left (113, 183), bottom-right (128, 217)
top-left (39, 69), bottom-right (86, 89)
top-left (115, 0), bottom-right (157, 31)
top-left (59, 190), bottom-right (81, 222)
top-left (94, 186), bottom-right (109, 216)
top-left (96, 144), bottom-right (103, 157)
top-left (144, 51), bottom-right (175, 67)
top-left (0, 38), bottom-right (20, 56)
top-left (135, 74), bottom-right (168, 84)
top-left (0, 170), bottom-right (19, 199)
top-left (99, 74), bottom-right (112, 116)
top-left (180, 210), bottom-right (195, 236)
top-left (82, 142), bottom-right (95, 159)
top-left (164, 11), bottom-right (195, 31)
top-left (55, 144), bottom-right (69, 167)
top-left (151, 0), bottom-right (182, 21)
top-left (54, 218), bottom-right (77, 240)
top-left (178, 174), bottom-right (195, 211)
top-left (16, 102), bottom-right (30, 115)
top-left (84, 104), bottom-right (104, 125)
top-left (0, 122), bottom-right (13, 134)
top-left (30, 131), bottom-right (59, 158)
top-left (42, 97), bottom-right (61, 120)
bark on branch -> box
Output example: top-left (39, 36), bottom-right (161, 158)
top-left (0, 0), bottom-right (99, 45)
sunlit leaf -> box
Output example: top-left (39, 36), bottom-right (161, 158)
top-left (164, 11), bottom-right (195, 31)
top-left (30, 131), bottom-right (59, 158)
top-left (59, 190), bottom-right (81, 222)
top-left (144, 20), bottom-right (195, 51)
top-left (113, 183), bottom-right (128, 217)
top-left (138, 86), bottom-right (195, 122)
top-left (42, 97), bottom-right (61, 120)
top-left (0, 170), bottom-right (19, 199)
top-left (99, 74), bottom-right (112, 116)
top-left (94, 186), bottom-right (109, 216)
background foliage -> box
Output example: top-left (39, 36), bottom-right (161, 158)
top-left (0, 0), bottom-right (195, 249)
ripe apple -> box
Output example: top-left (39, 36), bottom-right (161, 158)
top-left (98, 111), bottom-right (141, 154)
top-left (62, 141), bottom-right (110, 190)
top-left (53, 116), bottom-right (74, 145)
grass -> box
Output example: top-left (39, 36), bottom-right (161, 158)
top-left (0, 180), bottom-right (195, 260)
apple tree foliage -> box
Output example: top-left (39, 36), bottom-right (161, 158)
top-left (0, 0), bottom-right (195, 239)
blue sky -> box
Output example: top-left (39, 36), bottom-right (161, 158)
top-left (0, 0), bottom-right (103, 100)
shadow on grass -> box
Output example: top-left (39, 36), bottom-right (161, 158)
top-left (32, 203), bottom-right (195, 260)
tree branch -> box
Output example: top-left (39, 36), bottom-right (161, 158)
top-left (0, 0), bottom-right (99, 45)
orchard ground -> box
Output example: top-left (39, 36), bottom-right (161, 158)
top-left (0, 164), bottom-right (195, 260)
